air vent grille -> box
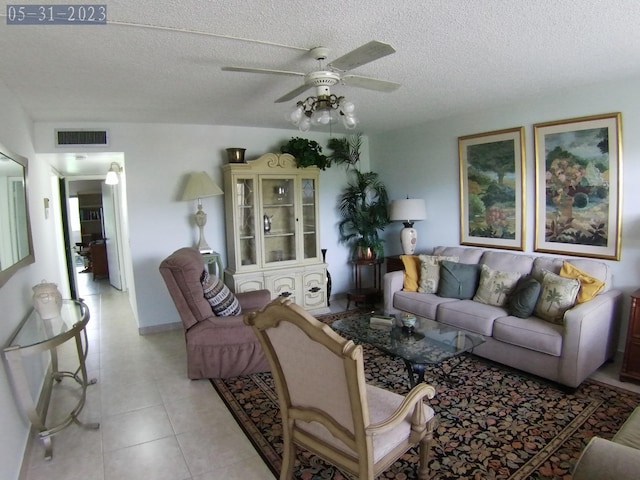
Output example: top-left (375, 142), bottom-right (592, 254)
top-left (56, 130), bottom-right (108, 146)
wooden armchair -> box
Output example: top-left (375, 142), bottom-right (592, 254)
top-left (245, 297), bottom-right (437, 479)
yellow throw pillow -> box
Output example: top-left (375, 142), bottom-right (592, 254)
top-left (559, 261), bottom-right (604, 303)
top-left (400, 255), bottom-right (421, 292)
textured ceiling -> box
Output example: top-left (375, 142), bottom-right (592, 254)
top-left (2, 1), bottom-right (640, 143)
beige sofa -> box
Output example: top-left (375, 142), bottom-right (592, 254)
top-left (573, 407), bottom-right (640, 479)
top-left (383, 246), bottom-right (622, 388)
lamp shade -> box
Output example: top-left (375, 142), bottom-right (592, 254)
top-left (389, 199), bottom-right (427, 223)
top-left (181, 172), bottom-right (224, 201)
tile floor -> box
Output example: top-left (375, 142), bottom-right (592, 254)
top-left (18, 273), bottom-right (640, 480)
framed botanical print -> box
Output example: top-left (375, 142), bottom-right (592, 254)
top-left (458, 127), bottom-right (526, 250)
top-left (534, 113), bottom-right (622, 260)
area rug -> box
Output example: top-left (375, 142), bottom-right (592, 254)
top-left (211, 310), bottom-right (640, 479)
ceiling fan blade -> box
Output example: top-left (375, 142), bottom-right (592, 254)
top-left (275, 83), bottom-right (314, 103)
top-left (328, 40), bottom-right (396, 71)
top-left (222, 66), bottom-right (305, 77)
top-left (342, 75), bottom-right (401, 92)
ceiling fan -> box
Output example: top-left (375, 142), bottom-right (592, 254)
top-left (222, 40), bottom-right (400, 130)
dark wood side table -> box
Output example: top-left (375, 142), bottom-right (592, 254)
top-left (346, 258), bottom-right (383, 310)
top-left (620, 289), bottom-right (640, 382)
top-left (386, 255), bottom-right (404, 273)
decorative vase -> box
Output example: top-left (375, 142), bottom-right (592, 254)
top-left (32, 280), bottom-right (63, 319)
top-left (356, 246), bottom-right (376, 260)
top-left (226, 148), bottom-right (246, 163)
top-left (321, 249), bottom-right (332, 306)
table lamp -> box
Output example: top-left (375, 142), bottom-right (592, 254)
top-left (181, 172), bottom-right (224, 254)
top-left (389, 198), bottom-right (427, 255)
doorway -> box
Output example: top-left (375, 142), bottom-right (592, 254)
top-left (63, 177), bottom-right (127, 298)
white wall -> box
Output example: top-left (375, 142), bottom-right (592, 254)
top-left (0, 81), bottom-right (67, 480)
top-left (371, 77), bottom-right (640, 349)
top-left (33, 123), bottom-right (368, 331)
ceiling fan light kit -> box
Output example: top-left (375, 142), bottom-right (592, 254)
top-left (289, 94), bottom-right (358, 132)
top-left (222, 40), bottom-right (398, 132)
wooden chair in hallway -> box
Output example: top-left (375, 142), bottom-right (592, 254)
top-left (245, 297), bottom-right (438, 479)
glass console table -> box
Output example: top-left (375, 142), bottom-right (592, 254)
top-left (3, 299), bottom-right (99, 459)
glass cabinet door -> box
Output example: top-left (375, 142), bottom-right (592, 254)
top-left (261, 177), bottom-right (297, 265)
top-left (301, 177), bottom-right (318, 260)
top-left (235, 178), bottom-right (257, 267)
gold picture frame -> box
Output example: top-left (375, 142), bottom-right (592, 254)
top-left (534, 112), bottom-right (622, 260)
top-left (458, 127), bottom-right (526, 250)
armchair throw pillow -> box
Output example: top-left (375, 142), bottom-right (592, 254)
top-left (201, 270), bottom-right (242, 317)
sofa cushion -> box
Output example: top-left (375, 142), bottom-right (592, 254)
top-left (400, 255), bottom-right (421, 292)
top-left (492, 316), bottom-right (563, 356)
top-left (417, 255), bottom-right (459, 293)
top-left (437, 300), bottom-right (505, 336)
top-left (201, 270), bottom-right (242, 316)
top-left (534, 270), bottom-right (580, 324)
top-left (560, 261), bottom-right (605, 303)
top-left (393, 291), bottom-right (458, 320)
top-left (433, 246), bottom-right (484, 264)
top-left (480, 250), bottom-right (534, 275)
top-left (506, 276), bottom-right (542, 318)
top-left (473, 264), bottom-right (522, 307)
top-left (437, 261), bottom-right (481, 300)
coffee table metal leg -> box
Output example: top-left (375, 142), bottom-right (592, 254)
top-left (404, 360), bottom-right (426, 389)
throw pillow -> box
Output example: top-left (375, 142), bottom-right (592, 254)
top-left (437, 260), bottom-right (482, 300)
top-left (417, 255), bottom-right (459, 293)
top-left (507, 276), bottom-right (542, 318)
top-left (400, 255), bottom-right (421, 292)
top-left (201, 270), bottom-right (242, 316)
top-left (559, 261), bottom-right (604, 303)
top-left (473, 264), bottom-right (522, 307)
top-left (534, 270), bottom-right (580, 324)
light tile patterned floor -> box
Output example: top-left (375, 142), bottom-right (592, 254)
top-left (18, 273), bottom-right (640, 479)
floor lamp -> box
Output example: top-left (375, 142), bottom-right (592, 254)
top-left (181, 172), bottom-right (224, 254)
top-left (389, 198), bottom-right (427, 255)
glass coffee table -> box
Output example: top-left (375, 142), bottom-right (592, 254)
top-left (332, 313), bottom-right (485, 388)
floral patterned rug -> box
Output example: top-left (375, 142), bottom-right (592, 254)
top-left (211, 310), bottom-right (640, 479)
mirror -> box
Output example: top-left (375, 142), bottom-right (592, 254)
top-left (0, 142), bottom-right (34, 288)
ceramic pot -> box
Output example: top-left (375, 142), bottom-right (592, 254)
top-left (226, 148), bottom-right (246, 163)
top-left (32, 280), bottom-right (63, 319)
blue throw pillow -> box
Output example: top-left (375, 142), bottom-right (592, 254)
top-left (507, 276), bottom-right (541, 318)
top-left (437, 260), bottom-right (481, 300)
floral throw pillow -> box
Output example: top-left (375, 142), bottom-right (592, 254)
top-left (534, 270), bottom-right (580, 324)
top-left (417, 255), bottom-right (459, 293)
top-left (473, 264), bottom-right (522, 307)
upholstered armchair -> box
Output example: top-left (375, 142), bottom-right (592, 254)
top-left (245, 297), bottom-right (437, 479)
top-left (159, 247), bottom-right (270, 379)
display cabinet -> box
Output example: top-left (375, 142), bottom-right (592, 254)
top-left (223, 153), bottom-right (329, 313)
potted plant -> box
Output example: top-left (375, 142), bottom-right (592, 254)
top-left (280, 137), bottom-right (331, 170)
top-left (330, 134), bottom-right (390, 260)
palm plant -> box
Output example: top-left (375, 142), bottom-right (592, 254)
top-left (325, 133), bottom-right (390, 259)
